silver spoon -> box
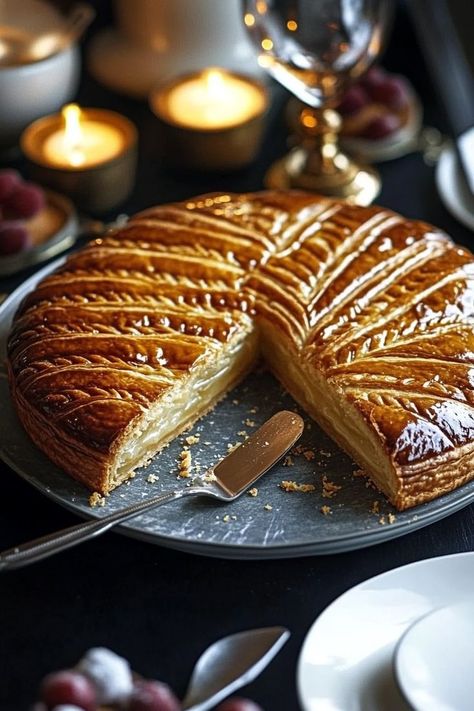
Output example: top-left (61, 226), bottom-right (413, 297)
top-left (181, 626), bottom-right (290, 711)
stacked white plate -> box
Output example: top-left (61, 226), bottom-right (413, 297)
top-left (298, 552), bottom-right (474, 710)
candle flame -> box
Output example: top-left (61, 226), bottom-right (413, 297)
top-left (61, 103), bottom-right (85, 167)
top-left (203, 69), bottom-right (225, 97)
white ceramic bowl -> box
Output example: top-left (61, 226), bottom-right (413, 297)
top-left (0, 0), bottom-right (80, 149)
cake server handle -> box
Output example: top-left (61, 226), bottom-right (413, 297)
top-left (0, 488), bottom-right (194, 571)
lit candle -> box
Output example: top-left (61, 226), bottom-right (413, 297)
top-left (161, 68), bottom-right (266, 130)
top-left (20, 106), bottom-right (137, 213)
top-left (150, 68), bottom-right (268, 171)
top-left (43, 104), bottom-right (124, 168)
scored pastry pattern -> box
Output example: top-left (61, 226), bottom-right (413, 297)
top-left (7, 191), bottom-right (474, 508)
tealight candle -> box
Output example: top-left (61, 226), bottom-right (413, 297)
top-left (42, 104), bottom-right (124, 168)
top-left (21, 105), bottom-right (137, 213)
top-left (150, 68), bottom-right (268, 171)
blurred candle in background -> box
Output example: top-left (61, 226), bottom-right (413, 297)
top-left (156, 68), bottom-right (267, 131)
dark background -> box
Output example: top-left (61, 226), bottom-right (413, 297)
top-left (1, 2), bottom-right (474, 710)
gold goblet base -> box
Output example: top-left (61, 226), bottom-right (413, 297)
top-left (265, 147), bottom-right (381, 206)
top-left (265, 107), bottom-right (381, 206)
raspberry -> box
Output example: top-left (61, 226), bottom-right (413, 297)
top-left (0, 169), bottom-right (21, 202)
top-left (39, 670), bottom-right (96, 711)
top-left (338, 85), bottom-right (369, 115)
top-left (4, 182), bottom-right (45, 219)
top-left (0, 222), bottom-right (31, 255)
top-left (369, 76), bottom-right (409, 109)
top-left (128, 679), bottom-right (181, 711)
top-left (361, 113), bottom-right (401, 139)
top-left (361, 65), bottom-right (387, 90)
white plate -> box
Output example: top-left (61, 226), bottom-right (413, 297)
top-left (435, 140), bottom-right (474, 231)
top-left (394, 600), bottom-right (474, 711)
top-left (297, 552), bottom-right (474, 710)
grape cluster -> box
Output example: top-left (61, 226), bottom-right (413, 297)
top-left (338, 66), bottom-right (410, 139)
top-left (32, 647), bottom-right (264, 711)
top-left (0, 169), bottom-right (45, 256)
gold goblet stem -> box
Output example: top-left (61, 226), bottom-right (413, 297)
top-left (265, 105), bottom-right (381, 206)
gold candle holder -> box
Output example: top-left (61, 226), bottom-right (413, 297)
top-left (21, 105), bottom-right (138, 214)
top-left (150, 68), bottom-right (268, 172)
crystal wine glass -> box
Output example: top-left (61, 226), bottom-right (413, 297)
top-left (243, 0), bottom-right (392, 205)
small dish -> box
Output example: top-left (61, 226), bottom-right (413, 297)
top-left (394, 600), bottom-right (474, 711)
top-left (435, 140), bottom-right (474, 231)
top-left (340, 88), bottom-right (423, 163)
top-left (0, 189), bottom-right (78, 276)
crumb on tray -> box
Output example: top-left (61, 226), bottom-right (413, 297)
top-left (280, 480), bottom-right (316, 493)
top-left (89, 492), bottom-right (106, 508)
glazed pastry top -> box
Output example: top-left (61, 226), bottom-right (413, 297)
top-left (8, 191), bottom-right (474, 470)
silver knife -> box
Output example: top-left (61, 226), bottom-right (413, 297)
top-left (0, 410), bottom-right (304, 570)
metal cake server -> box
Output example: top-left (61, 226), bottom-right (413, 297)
top-left (0, 410), bottom-right (304, 570)
top-left (181, 626), bottom-right (290, 711)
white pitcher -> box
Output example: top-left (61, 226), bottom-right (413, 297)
top-left (88, 0), bottom-right (262, 98)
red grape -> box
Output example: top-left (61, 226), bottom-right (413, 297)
top-left (338, 85), bottom-right (369, 115)
top-left (361, 113), bottom-right (401, 139)
top-left (5, 182), bottom-right (45, 219)
top-left (39, 670), bottom-right (96, 711)
top-left (128, 680), bottom-right (181, 711)
top-left (0, 169), bottom-right (21, 202)
top-left (368, 76), bottom-right (409, 109)
top-left (216, 698), bottom-right (263, 711)
top-left (0, 222), bottom-right (31, 255)
top-left (361, 65), bottom-right (387, 91)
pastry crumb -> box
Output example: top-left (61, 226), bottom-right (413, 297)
top-left (178, 449), bottom-right (192, 478)
top-left (232, 399), bottom-right (240, 405)
top-left (264, 503), bottom-right (273, 511)
top-left (320, 505), bottom-right (332, 516)
top-left (223, 514), bottom-right (231, 523)
top-left (202, 472), bottom-right (217, 484)
top-left (291, 444), bottom-right (305, 456)
top-left (248, 487), bottom-right (259, 497)
top-left (319, 449), bottom-right (332, 458)
top-left (282, 455), bottom-right (294, 467)
top-left (280, 480), bottom-right (316, 493)
top-left (147, 473), bottom-right (159, 484)
top-left (303, 449), bottom-right (316, 461)
top-left (89, 492), bottom-right (106, 508)
top-left (370, 500), bottom-right (380, 515)
top-left (185, 434), bottom-right (200, 445)
top-left (237, 430), bottom-right (247, 437)
top-left (227, 442), bottom-right (240, 453)
top-left (378, 515), bottom-right (386, 526)
top-left (244, 418), bottom-right (256, 427)
top-left (388, 513), bottom-right (397, 524)
top-left (322, 476), bottom-right (342, 498)
top-left (353, 468), bottom-right (366, 478)
top-left (249, 406), bottom-right (258, 414)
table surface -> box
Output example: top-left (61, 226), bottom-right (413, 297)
top-left (2, 5), bottom-right (474, 710)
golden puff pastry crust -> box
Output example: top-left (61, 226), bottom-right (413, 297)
top-left (7, 191), bottom-right (474, 509)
